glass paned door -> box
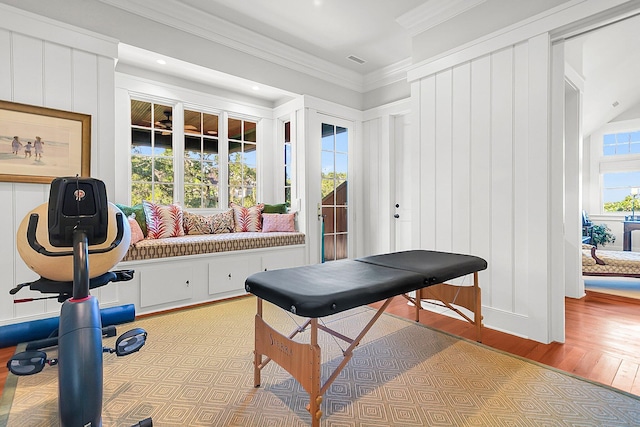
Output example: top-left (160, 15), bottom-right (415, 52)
top-left (321, 123), bottom-right (348, 261)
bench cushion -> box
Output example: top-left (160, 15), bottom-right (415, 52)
top-left (121, 232), bottom-right (305, 262)
top-left (582, 247), bottom-right (640, 277)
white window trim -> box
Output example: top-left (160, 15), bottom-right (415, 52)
top-left (276, 113), bottom-right (296, 207)
top-left (590, 118), bottom-right (640, 215)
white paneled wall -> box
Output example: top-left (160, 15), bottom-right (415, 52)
top-left (0, 5), bottom-right (118, 326)
top-left (362, 117), bottom-right (380, 254)
top-left (410, 36), bottom-right (553, 342)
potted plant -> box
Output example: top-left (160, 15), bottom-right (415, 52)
top-left (591, 224), bottom-right (616, 248)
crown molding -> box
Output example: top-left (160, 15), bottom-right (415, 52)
top-left (396, 0), bottom-right (486, 37)
top-left (99, 0), bottom-right (371, 92)
top-left (405, 0), bottom-right (630, 82)
top-left (0, 3), bottom-right (118, 58)
top-left (363, 57), bottom-right (413, 92)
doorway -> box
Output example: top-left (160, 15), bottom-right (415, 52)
top-left (391, 113), bottom-right (413, 252)
top-left (321, 122), bottom-right (348, 261)
top-left (561, 11), bottom-right (640, 298)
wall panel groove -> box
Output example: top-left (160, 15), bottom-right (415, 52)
top-left (490, 47), bottom-right (515, 313)
top-left (434, 70), bottom-right (453, 252)
top-left (452, 62), bottom-right (471, 259)
top-left (513, 41), bottom-right (530, 315)
top-left (0, 30), bottom-right (12, 100)
top-left (470, 54), bottom-right (492, 305)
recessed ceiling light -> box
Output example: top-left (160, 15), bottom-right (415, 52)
top-left (156, 59), bottom-right (166, 65)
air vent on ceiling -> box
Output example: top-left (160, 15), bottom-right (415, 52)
top-left (347, 55), bottom-right (366, 65)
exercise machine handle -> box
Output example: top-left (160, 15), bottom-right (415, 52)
top-left (26, 211), bottom-right (126, 257)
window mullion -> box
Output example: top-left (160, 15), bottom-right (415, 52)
top-left (219, 111), bottom-right (229, 209)
top-left (173, 103), bottom-right (185, 205)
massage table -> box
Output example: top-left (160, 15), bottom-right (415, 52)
top-left (245, 249), bottom-right (487, 426)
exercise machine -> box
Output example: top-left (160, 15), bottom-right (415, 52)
top-left (7, 177), bottom-right (151, 427)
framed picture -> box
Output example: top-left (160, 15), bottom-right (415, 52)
top-left (0, 100), bottom-right (91, 184)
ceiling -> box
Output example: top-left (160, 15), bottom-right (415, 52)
top-left (117, 44), bottom-right (299, 104)
top-left (111, 0), bottom-right (435, 104)
top-left (115, 0), bottom-right (640, 136)
top-left (112, 0), bottom-right (469, 104)
top-left (565, 13), bottom-right (640, 137)
top-left (111, 0), bottom-right (573, 100)
top-left (9, 0), bottom-right (634, 134)
top-left (175, 0), bottom-right (428, 76)
top-left (107, 0), bottom-right (440, 78)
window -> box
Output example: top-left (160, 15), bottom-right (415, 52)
top-left (284, 121), bottom-right (292, 207)
top-left (603, 131), bottom-right (640, 156)
top-left (603, 171), bottom-right (640, 212)
top-left (129, 99), bottom-right (260, 208)
top-left (184, 109), bottom-right (219, 208)
top-left (130, 100), bottom-right (174, 204)
top-left (228, 117), bottom-right (257, 207)
top-left (598, 128), bottom-right (640, 213)
top-left (321, 123), bottom-right (348, 262)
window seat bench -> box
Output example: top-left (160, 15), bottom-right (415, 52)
top-left (113, 232), bottom-right (307, 316)
top-left (2, 232), bottom-right (306, 326)
top-left (122, 232), bottom-right (306, 262)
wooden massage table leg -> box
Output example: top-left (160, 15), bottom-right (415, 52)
top-left (253, 298), bottom-right (263, 388)
top-left (253, 296), bottom-right (395, 426)
top-left (404, 271), bottom-right (483, 342)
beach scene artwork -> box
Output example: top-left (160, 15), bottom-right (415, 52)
top-left (0, 106), bottom-right (85, 181)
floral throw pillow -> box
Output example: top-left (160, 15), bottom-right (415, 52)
top-left (262, 213), bottom-right (296, 233)
top-left (143, 201), bottom-right (185, 239)
top-left (212, 209), bottom-right (235, 234)
top-left (230, 203), bottom-right (264, 232)
top-left (183, 211), bottom-right (214, 235)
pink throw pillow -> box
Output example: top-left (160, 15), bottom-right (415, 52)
top-left (262, 213), bottom-right (296, 233)
top-left (143, 201), bottom-right (185, 239)
top-left (128, 217), bottom-right (144, 244)
top-left (230, 203), bottom-right (264, 232)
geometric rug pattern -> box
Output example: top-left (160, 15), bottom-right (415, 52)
top-left (2, 296), bottom-right (640, 426)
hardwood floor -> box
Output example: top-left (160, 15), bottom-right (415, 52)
top-left (2, 291), bottom-right (640, 402)
top-left (0, 346), bottom-right (13, 398)
top-left (374, 290), bottom-right (640, 396)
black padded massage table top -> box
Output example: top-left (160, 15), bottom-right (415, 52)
top-left (245, 249), bottom-right (487, 318)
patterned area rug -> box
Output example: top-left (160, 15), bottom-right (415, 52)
top-left (2, 296), bottom-right (640, 426)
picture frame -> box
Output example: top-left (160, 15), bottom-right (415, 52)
top-left (0, 100), bottom-right (91, 184)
